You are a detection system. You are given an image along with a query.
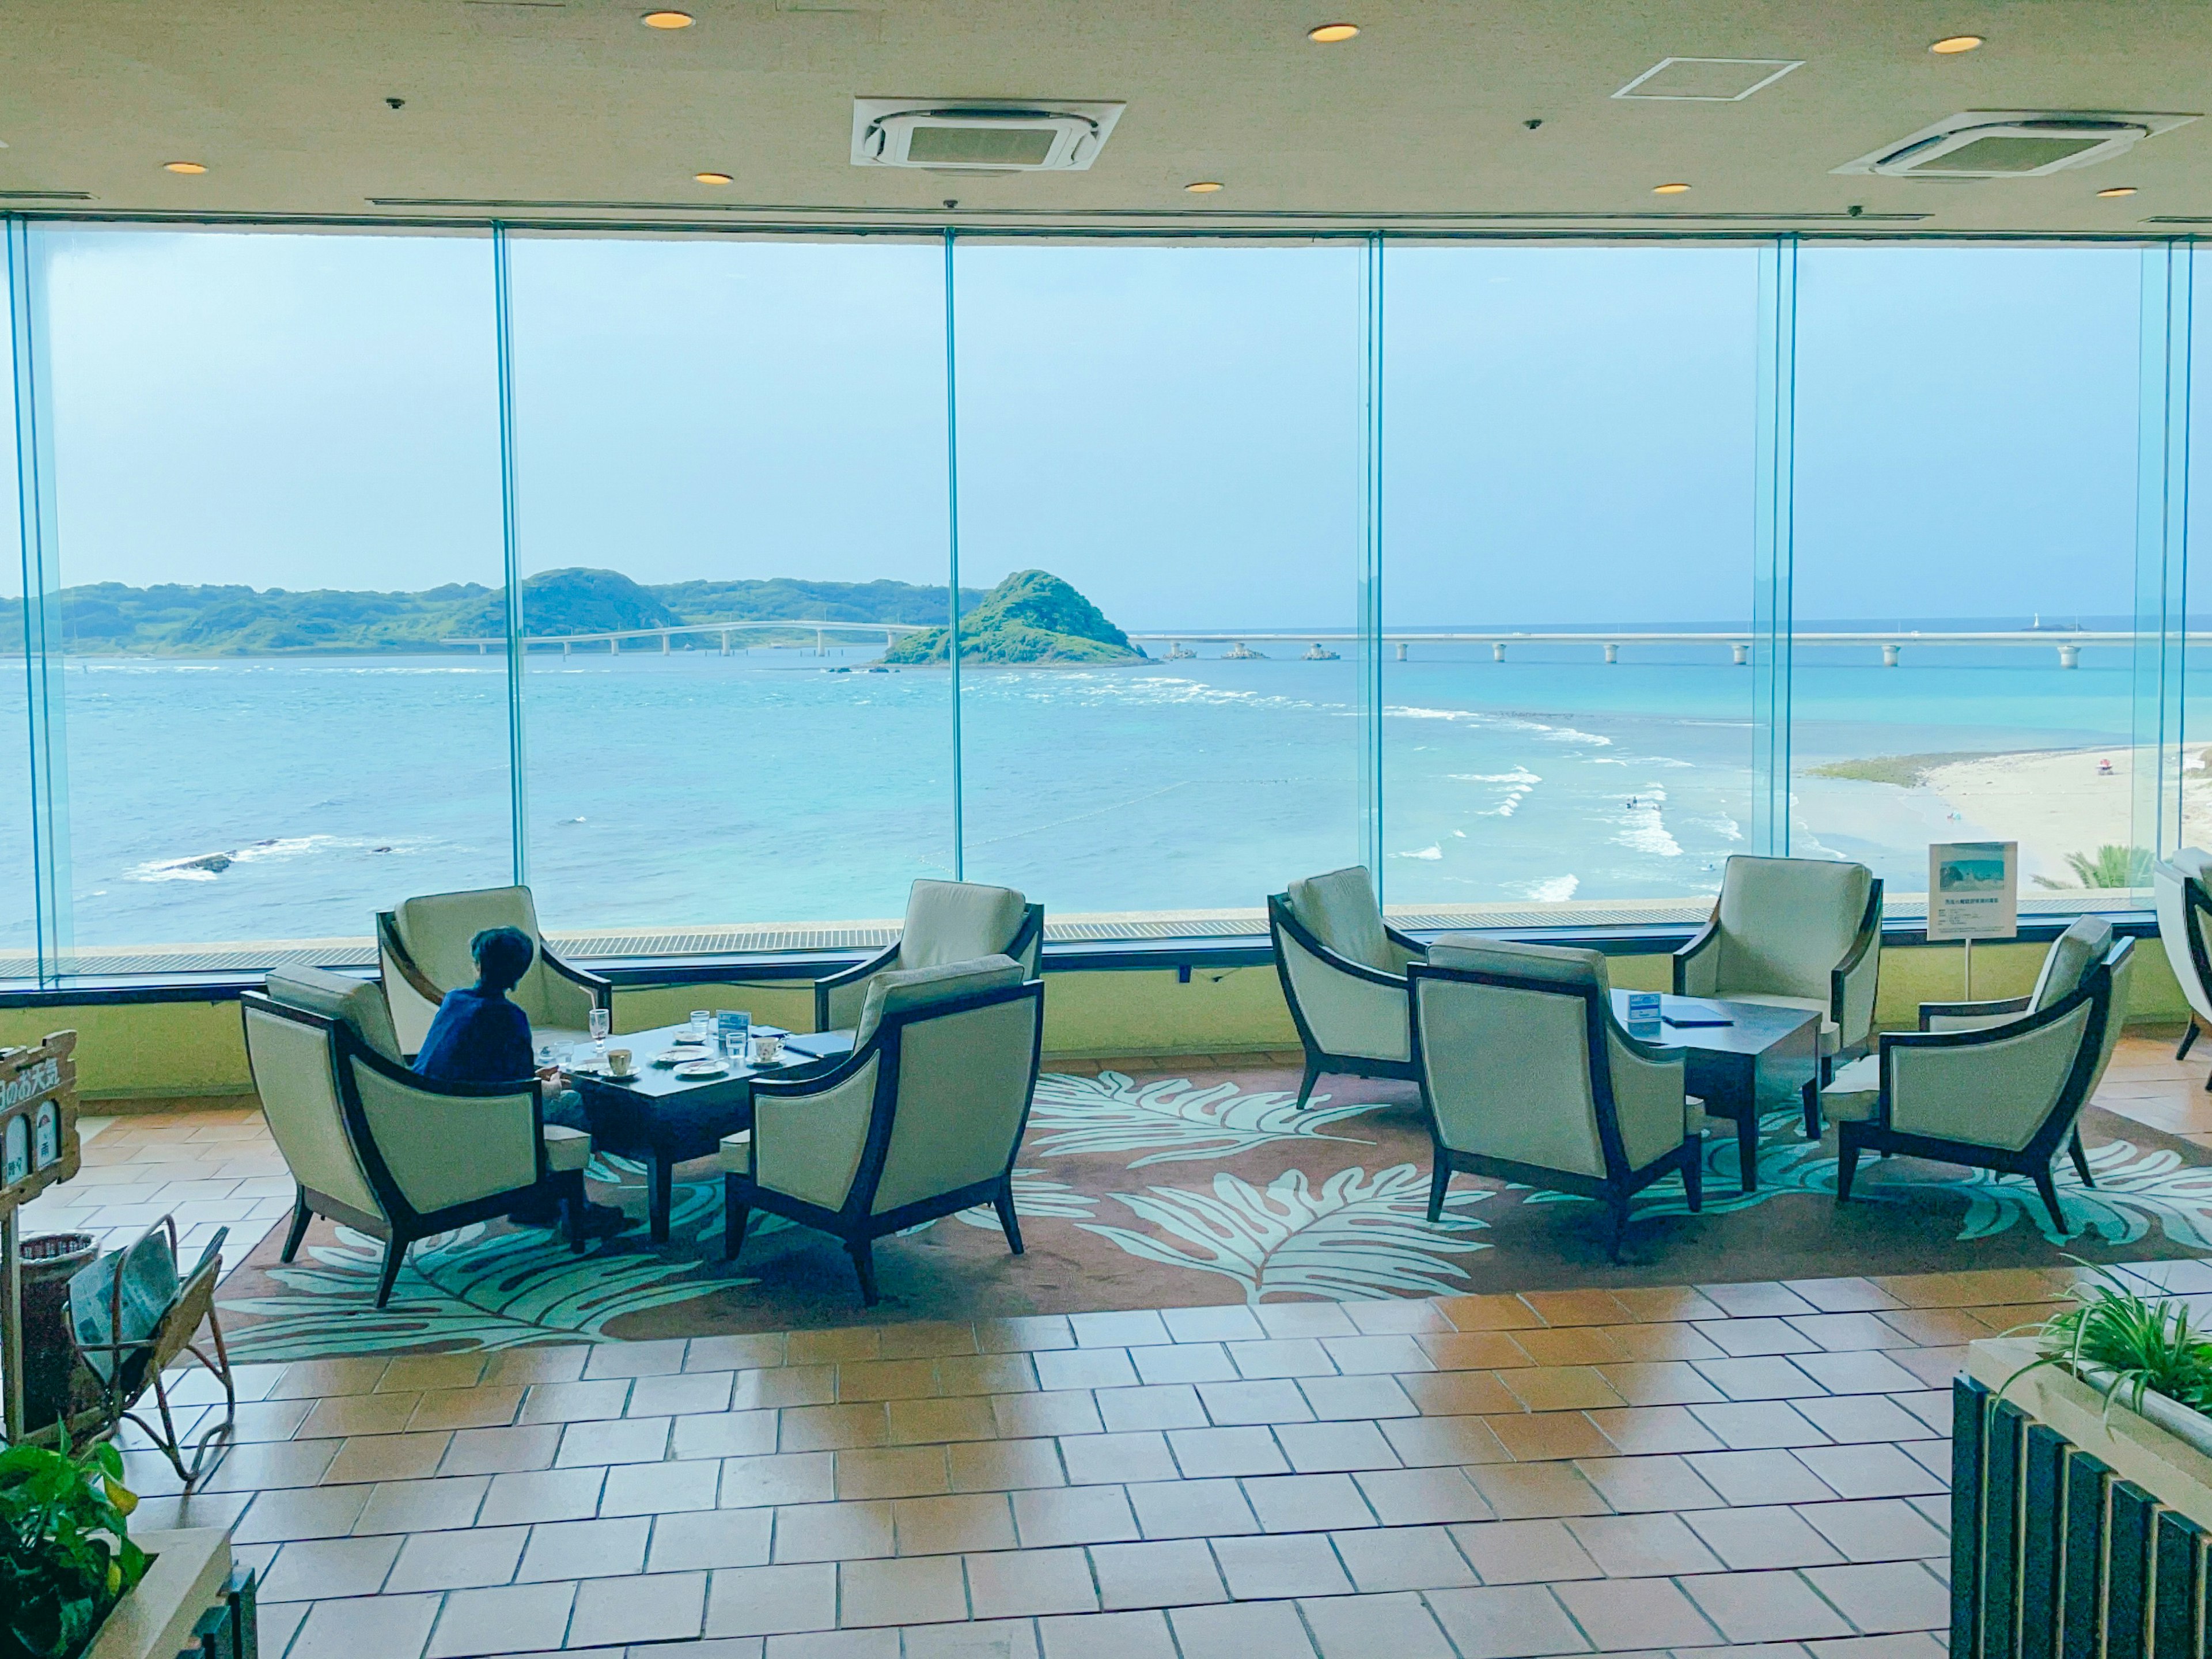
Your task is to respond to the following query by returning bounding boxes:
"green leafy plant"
[2009,1262,2212,1418]
[1,1434,147,1659]
[2039,844,2156,891]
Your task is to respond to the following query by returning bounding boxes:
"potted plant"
[2003,1265,2212,1455]
[1,1435,146,1659]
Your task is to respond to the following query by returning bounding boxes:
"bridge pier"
[1396,641,1408,661]
[721,630,730,656]
[1881,644,1901,667]
[610,637,619,654]
[1603,643,1618,664]
[2058,643,2080,668]
[818,628,826,657]
[1732,642,1748,666]
[562,639,570,658]
[1492,642,1506,662]
[661,632,671,656]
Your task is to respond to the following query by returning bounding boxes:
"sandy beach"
[1844,744,2212,891]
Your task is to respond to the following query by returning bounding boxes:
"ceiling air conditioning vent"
[852,99,1126,172]
[1836,109,2196,178]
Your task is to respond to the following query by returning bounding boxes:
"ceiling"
[4,0,2209,236]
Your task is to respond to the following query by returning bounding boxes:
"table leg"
[1735,1107,1760,1194]
[650,1155,672,1244]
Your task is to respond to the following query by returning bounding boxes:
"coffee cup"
[605,1048,634,1077]
[753,1033,784,1065]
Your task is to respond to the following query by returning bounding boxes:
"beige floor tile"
[298,1391,422,1440]
[1790,1445,1942,1501]
[517,1378,634,1425]
[1450,1517,1603,1584]
[1211,1531,1351,1599]
[582,1336,691,1379]
[567,1567,707,1645]
[993,1391,1104,1440]
[1353,1467,1493,1526]
[1168,1426,1291,1478]
[1090,1537,1229,1609]
[900,1618,1041,1658]
[839,1554,970,1627]
[723,1452,838,1508]
[200,1438,340,1491]
[438,1425,563,1478]
[839,1358,949,1402]
[1012,1484,1138,1548]
[1572,1455,1725,1514]
[770,1628,903,1657]
[629,1370,739,1417]
[423,1581,575,1659]
[888,1396,1003,1445]
[1423,1584,1591,1658]
[516,1515,652,1581]
[1243,1472,1374,1532]
[1564,1511,1725,1577]
[951,1438,1067,1494]
[774,1498,896,1563]
[1069,1310,1173,1348]
[737,1366,838,1409]
[1300,1588,1457,1658]
[703,1562,839,1637]
[1299,1375,1420,1421]
[1789,1396,1932,1446]
[1331,1524,1478,1593]
[1195,1378,1315,1426]
[555,1415,669,1466]
[783,1403,892,1453]
[1683,1450,1837,1506]
[1168,1598,1319,1658]
[975,1315,1076,1355]
[1037,1608,1175,1659]
[477,1467,606,1527]
[269,1357,391,1400]
[1132,1343,1238,1387]
[1593,1362,1727,1407]
[1523,1290,1637,1328]
[479,1346,592,1387]
[1380,1414,1513,1468]
[321,1432,453,1486]
[1097,1384,1209,1434]
[1418,1331,1537,1370]
[384,1524,529,1592]
[230,1482,374,1544]
[965,1546,1100,1618]
[1127,1477,1259,1540]
[408,1385,526,1432]
[1034,1348,1139,1392]
[1319,1335,1434,1375]
[381,1353,490,1392]
[1683,1505,1847,1571]
[1697,1283,1820,1319]
[895,1493,1021,1555]
[1059,1431,1177,1487]
[259,1533,403,1601]
[1551,1575,1721,1650]
[838,1445,951,1501]
[1485,1412,1616,1463]
[1688,1402,1830,1450]
[1270,1420,1400,1475]
[647,1506,776,1571]
[876,1320,981,1362]
[685,1334,789,1372]
[1400,1372,1522,1416]
[600,1456,722,1515]
[674,1409,781,1461]
[1796,1499,1950,1563]
[1160,1306,1268,1343]
[1514,1327,1631,1366]
[287,1592,441,1659]
[1496,1368,1627,1413]
[1679,1569,1855,1642]
[937,1354,1040,1397]
[788,1328,884,1366]
[354,1475,491,1536]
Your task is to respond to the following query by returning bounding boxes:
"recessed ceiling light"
[2097,185,2138,198]
[1930,34,1984,54]
[1653,181,1691,195]
[641,10,694,27]
[1306,22,1359,43]
[1184,180,1224,193]
[162,161,208,175]
[695,171,733,184]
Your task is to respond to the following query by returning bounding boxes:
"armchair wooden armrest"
[813,942,903,1033]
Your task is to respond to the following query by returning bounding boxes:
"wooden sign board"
[0,1030,79,1222]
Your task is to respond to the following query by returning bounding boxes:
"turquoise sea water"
[0,646,2157,951]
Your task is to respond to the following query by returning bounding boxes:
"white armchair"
[1269,866,1428,1109]
[243,966,594,1306]
[377,885,611,1058]
[812,880,1044,1035]
[1409,937,1705,1260]
[2154,850,2212,1081]
[1820,919,2134,1235]
[721,955,1044,1305]
[1675,854,1883,1138]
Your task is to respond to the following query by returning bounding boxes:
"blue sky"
[6,228,2152,630]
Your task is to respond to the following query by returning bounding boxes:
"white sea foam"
[1395,844,1444,861]
[1690,813,1745,843]
[1450,768,1541,785]
[1522,874,1580,903]
[1614,787,1683,858]
[129,834,426,884]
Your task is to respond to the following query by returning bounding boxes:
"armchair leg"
[374,1236,408,1309]
[1426,1157,1450,1224]
[561,1171,587,1253]
[280,1191,312,1263]
[1296,1057,1324,1112]
[2069,1132,2097,1189]
[993,1176,1025,1256]
[847,1238,880,1307]
[1605,1195,1629,1264]
[2182,1022,2200,1062]
[723,1177,751,1262]
[2033,1168,2070,1237]
[1801,1079,1822,1142]
[1681,1137,1705,1213]
[1836,1138,1861,1204]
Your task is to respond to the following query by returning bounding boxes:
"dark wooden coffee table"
[1608,991,1821,1194]
[566,1023,835,1243]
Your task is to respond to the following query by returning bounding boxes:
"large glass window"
[29,227,509,966]
[949,243,1368,916]
[1791,248,2141,911]
[1381,245,1761,922]
[507,235,952,935]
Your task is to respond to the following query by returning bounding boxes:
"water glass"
[589,1007,611,1054]
[690,1009,712,1044]
[718,1010,752,1066]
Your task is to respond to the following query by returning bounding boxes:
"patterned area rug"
[217,1060,2212,1360]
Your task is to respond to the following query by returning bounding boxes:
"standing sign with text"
[1926,841,2020,942]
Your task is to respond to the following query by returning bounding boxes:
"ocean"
[0,645,2154,952]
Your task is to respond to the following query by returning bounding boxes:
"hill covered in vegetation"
[882,570,1143,664]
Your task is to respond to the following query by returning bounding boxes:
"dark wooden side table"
[1609,991,1821,1193]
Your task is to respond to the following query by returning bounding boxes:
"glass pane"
[1792,248,2140,912]
[952,243,1366,918]
[33,226,509,968]
[1381,245,1760,923]
[0,249,31,979]
[507,236,951,938]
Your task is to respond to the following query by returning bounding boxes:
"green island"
[0,566,1145,664]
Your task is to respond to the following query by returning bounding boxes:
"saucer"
[674,1059,727,1080]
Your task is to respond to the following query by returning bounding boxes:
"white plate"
[674,1060,727,1080]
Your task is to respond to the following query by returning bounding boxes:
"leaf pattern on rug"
[951,1168,1100,1228]
[1078,1164,1492,1302]
[1027,1070,1384,1168]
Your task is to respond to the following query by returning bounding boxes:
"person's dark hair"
[471,926,535,994]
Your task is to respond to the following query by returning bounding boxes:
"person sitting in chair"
[415,925,624,1240]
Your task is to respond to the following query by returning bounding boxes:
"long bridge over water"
[444,621,2133,668]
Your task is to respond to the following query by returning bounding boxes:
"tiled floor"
[51,1025,2212,1658]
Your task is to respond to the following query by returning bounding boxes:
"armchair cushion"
[2030,917,2115,1012]
[542,1123,591,1174]
[1713,855,1873,999]
[857,955,1025,1046]
[395,886,540,998]
[1287,867,1394,974]
[1820,1054,1882,1123]
[900,881,1028,971]
[267,967,403,1064]
[1427,936,1608,991]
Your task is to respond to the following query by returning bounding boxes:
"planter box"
[79,1527,253,1659]
[1959,1338,2212,1659]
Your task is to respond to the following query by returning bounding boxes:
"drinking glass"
[719,1010,752,1066]
[589,1007,611,1054]
[690,1009,712,1044]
